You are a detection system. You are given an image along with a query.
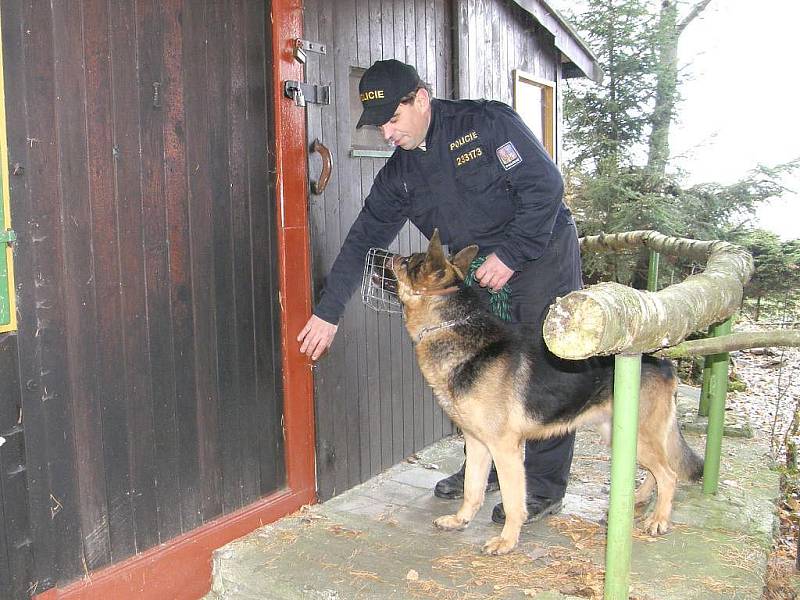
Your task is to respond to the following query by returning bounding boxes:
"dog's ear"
[451,245,479,278]
[426,229,445,265]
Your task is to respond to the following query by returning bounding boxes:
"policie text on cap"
[356,60,421,128]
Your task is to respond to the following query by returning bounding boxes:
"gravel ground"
[728,343,800,460]
[723,320,800,598]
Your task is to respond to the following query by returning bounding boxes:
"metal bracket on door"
[293,38,327,64]
[283,80,331,107]
[0,229,16,245]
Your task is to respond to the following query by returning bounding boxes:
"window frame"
[512,69,556,161]
[0,8,17,334]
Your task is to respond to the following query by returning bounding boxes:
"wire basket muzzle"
[361,247,403,314]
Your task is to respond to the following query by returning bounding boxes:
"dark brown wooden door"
[1,0,284,592]
[303,0,455,500]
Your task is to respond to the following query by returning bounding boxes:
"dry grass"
[405,576,486,600]
[764,555,799,600]
[327,523,364,539]
[548,514,607,549]
[348,569,382,582]
[426,539,607,599]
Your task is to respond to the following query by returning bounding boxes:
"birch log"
[658,330,800,358]
[543,231,754,359]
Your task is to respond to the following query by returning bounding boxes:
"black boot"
[491,495,562,524]
[434,461,500,499]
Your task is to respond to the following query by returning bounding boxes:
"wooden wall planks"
[305,0,455,502]
[0,0,284,592]
[456,0,559,104]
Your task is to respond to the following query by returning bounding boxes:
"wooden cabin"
[0,1,600,598]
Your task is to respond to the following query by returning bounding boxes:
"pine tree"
[560,0,797,293]
[563,0,658,174]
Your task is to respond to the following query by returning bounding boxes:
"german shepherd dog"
[386,231,704,555]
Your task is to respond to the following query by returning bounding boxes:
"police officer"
[298,59,582,524]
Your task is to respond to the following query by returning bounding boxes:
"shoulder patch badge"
[496,141,522,170]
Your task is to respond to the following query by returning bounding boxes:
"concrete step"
[209,391,778,599]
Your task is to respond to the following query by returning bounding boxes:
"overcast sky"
[552,0,800,241]
[672,0,799,240]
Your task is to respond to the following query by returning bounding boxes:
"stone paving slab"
[208,390,779,599]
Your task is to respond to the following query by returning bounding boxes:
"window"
[349,67,395,158]
[0,21,16,333]
[512,69,555,160]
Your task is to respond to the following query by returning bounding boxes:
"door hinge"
[0,229,16,245]
[284,80,331,107]
[293,38,327,64]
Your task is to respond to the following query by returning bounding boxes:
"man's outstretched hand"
[474,253,513,291]
[297,314,339,361]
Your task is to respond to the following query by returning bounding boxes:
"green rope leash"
[463,256,512,322]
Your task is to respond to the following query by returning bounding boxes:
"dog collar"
[412,285,461,297]
[416,315,473,342]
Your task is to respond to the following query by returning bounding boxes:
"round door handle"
[310,139,332,195]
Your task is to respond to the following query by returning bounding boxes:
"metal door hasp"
[284,81,331,107]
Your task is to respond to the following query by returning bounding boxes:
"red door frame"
[34,1,315,598]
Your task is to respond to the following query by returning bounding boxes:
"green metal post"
[604,353,642,600]
[698,354,712,417]
[703,317,734,495]
[646,250,660,292]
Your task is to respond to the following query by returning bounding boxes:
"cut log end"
[543,293,607,360]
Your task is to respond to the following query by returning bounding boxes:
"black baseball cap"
[356,60,421,128]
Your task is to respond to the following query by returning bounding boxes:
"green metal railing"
[605,250,658,599]
[604,354,642,599]
[646,250,660,293]
[698,352,713,416]
[602,248,733,598]
[702,316,734,495]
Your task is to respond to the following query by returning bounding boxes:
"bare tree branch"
[678,0,713,34]
[657,330,800,358]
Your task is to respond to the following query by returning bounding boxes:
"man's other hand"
[297,315,339,361]
[474,253,513,291]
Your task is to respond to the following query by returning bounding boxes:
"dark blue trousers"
[474,221,583,501]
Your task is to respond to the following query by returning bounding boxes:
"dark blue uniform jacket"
[314,98,575,324]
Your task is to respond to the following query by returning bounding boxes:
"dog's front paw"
[482,535,517,555]
[642,515,671,536]
[434,514,468,531]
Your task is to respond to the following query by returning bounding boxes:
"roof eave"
[509,0,604,83]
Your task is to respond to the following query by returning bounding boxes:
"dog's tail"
[668,420,704,481]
